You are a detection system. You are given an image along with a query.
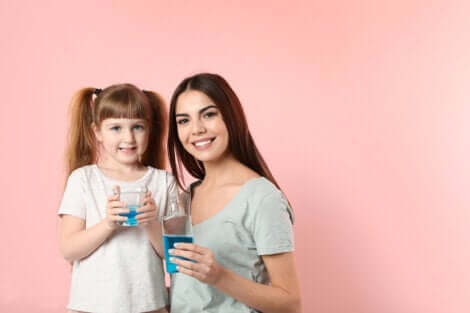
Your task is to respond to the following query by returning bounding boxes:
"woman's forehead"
[176,90,216,113]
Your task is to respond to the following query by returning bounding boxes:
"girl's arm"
[58,216,114,261]
[140,221,164,258]
[136,192,164,258]
[170,244,302,313]
[58,193,129,262]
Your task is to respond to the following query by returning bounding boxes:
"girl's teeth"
[195,140,211,147]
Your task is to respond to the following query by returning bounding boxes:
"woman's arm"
[170,244,302,313]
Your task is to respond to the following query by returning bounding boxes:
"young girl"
[58,84,173,313]
[167,73,301,313]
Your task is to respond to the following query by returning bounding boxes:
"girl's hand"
[104,191,129,230]
[136,191,159,227]
[169,243,225,285]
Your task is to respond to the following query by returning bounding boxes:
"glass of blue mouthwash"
[162,191,193,274]
[115,186,148,226]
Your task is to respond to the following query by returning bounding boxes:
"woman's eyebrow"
[199,105,217,114]
[175,105,217,117]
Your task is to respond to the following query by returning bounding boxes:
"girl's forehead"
[101,118,147,124]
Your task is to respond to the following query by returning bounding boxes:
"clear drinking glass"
[162,191,194,273]
[115,186,148,226]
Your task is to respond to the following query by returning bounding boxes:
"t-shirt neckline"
[93,164,153,184]
[189,176,266,228]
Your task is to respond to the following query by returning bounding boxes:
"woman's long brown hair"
[167,73,284,194]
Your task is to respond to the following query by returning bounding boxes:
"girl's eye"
[177,118,189,125]
[110,126,121,131]
[133,125,145,131]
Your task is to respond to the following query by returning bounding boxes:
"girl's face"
[94,118,149,167]
[175,90,230,163]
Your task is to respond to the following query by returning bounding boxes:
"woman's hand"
[104,189,128,230]
[170,243,226,285]
[136,191,159,227]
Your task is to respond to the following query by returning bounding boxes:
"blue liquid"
[163,234,194,273]
[119,205,141,226]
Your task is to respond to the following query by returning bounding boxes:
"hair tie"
[93,88,102,96]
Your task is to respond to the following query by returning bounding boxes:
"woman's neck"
[201,154,258,187]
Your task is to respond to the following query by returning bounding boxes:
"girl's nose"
[123,129,135,142]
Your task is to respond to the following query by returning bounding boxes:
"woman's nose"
[191,120,206,135]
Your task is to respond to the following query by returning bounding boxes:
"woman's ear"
[92,122,102,142]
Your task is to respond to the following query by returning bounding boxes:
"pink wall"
[1,1,469,312]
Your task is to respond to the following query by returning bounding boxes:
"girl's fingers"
[108,200,126,209]
[111,215,128,222]
[136,201,157,213]
[109,208,130,215]
[107,194,119,201]
[141,197,154,207]
[136,211,156,221]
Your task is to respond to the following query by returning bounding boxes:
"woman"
[167,73,301,313]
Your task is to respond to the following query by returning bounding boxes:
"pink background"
[1,1,469,312]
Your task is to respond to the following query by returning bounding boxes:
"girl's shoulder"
[146,166,176,186]
[67,164,96,181]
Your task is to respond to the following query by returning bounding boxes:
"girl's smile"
[94,118,149,167]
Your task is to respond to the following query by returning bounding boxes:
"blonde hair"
[65,84,167,177]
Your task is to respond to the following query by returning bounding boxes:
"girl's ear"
[92,122,102,142]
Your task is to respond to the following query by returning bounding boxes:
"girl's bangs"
[98,97,149,122]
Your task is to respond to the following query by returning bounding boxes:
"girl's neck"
[96,158,147,181]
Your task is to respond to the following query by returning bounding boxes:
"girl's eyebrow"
[175,105,218,117]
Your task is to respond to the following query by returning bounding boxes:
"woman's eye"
[204,111,217,119]
[177,118,189,125]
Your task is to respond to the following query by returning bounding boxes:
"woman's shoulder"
[242,177,293,220]
[243,177,282,200]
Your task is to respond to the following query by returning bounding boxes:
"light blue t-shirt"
[170,177,294,313]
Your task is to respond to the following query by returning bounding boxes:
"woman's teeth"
[194,140,212,147]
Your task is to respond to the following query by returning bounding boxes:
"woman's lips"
[192,138,215,150]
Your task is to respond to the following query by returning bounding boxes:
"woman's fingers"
[176,265,206,281]
[174,243,207,255]
[169,248,203,262]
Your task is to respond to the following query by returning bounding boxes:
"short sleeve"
[58,170,87,220]
[253,191,294,255]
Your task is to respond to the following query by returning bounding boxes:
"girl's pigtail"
[143,90,167,170]
[65,88,96,177]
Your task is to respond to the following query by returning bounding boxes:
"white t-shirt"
[58,164,175,313]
